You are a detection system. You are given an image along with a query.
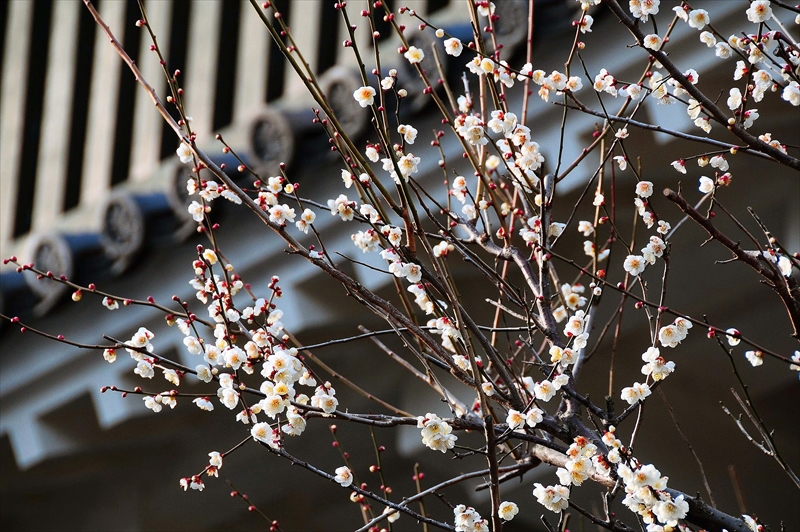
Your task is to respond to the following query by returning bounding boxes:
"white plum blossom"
[176,142,193,164]
[746,1,773,23]
[193,397,214,411]
[506,409,525,431]
[295,208,316,234]
[404,46,424,64]
[782,82,800,106]
[352,86,376,107]
[251,422,280,449]
[397,124,418,144]
[417,413,457,452]
[444,37,463,56]
[745,350,764,367]
[454,505,488,532]
[700,31,716,47]
[498,501,519,521]
[564,310,586,336]
[526,407,544,427]
[621,382,651,404]
[727,88,743,110]
[699,176,715,194]
[334,466,353,487]
[268,204,295,225]
[579,15,593,33]
[635,181,654,198]
[532,483,570,512]
[534,380,557,402]
[716,42,733,58]
[643,34,663,51]
[653,495,689,527]
[144,395,163,412]
[624,255,647,276]
[688,9,709,29]
[641,347,675,381]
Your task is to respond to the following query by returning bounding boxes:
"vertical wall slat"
[265,0,290,102]
[212,0,241,131]
[283,0,321,101]
[159,0,191,160]
[109,0,144,186]
[129,0,171,183]
[63,0,101,213]
[0,1,33,248]
[12,0,54,238]
[80,0,126,209]
[183,0,222,140]
[234,0,268,122]
[31,2,80,233]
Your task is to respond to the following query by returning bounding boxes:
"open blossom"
[444,37,463,56]
[397,124,418,144]
[404,46,424,64]
[694,117,711,133]
[143,396,162,412]
[176,142,193,164]
[621,382,651,404]
[642,347,675,381]
[534,380,557,402]
[506,409,525,430]
[593,68,617,96]
[268,204,295,225]
[716,42,733,58]
[417,413,457,452]
[295,208,316,234]
[746,0,773,23]
[742,109,759,129]
[557,455,594,486]
[782,82,800,106]
[193,397,214,411]
[251,422,279,448]
[624,255,647,276]
[579,14,593,33]
[497,501,519,521]
[700,31,716,47]
[688,9,709,29]
[635,181,653,198]
[533,483,570,513]
[698,176,715,194]
[564,310,586,336]
[643,34,663,51]
[352,86,375,107]
[745,350,764,367]
[727,88,742,110]
[334,466,353,487]
[709,155,730,172]
[653,495,689,526]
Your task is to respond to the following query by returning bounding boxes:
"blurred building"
[1,1,798,530]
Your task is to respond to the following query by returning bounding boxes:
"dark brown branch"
[663,188,800,339]
[602,0,800,171]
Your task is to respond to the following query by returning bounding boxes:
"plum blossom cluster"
[453,504,489,532]
[618,461,689,528]
[28,0,798,529]
[417,413,457,453]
